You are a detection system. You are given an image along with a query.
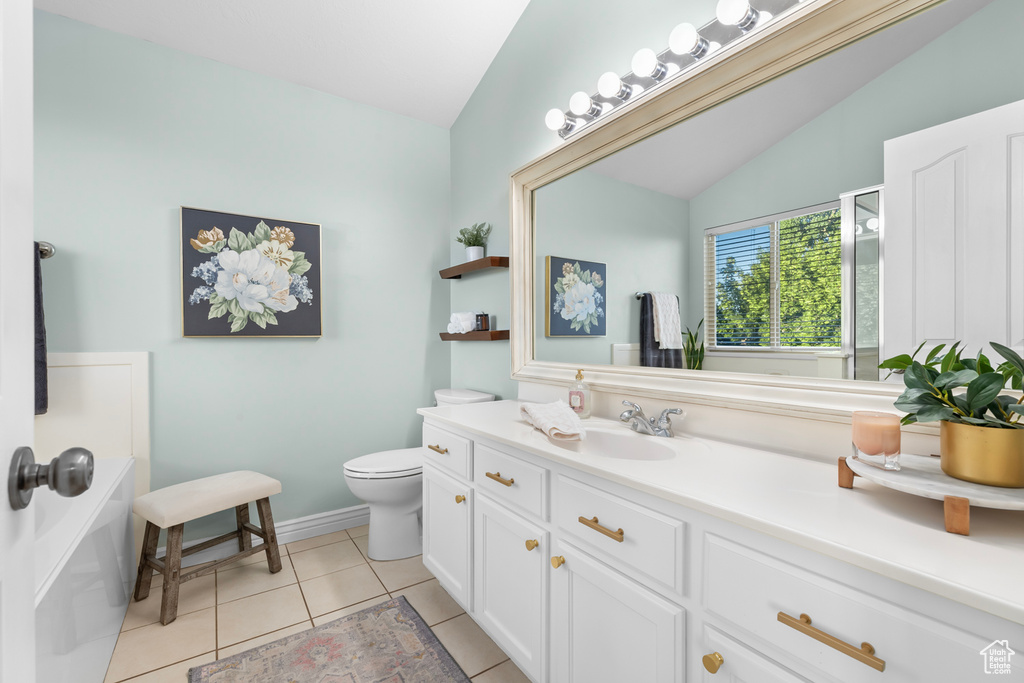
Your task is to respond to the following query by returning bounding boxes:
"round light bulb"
[669,23,698,55]
[716,0,760,29]
[545,108,568,132]
[598,71,626,99]
[866,217,880,232]
[631,48,659,78]
[716,0,750,25]
[569,91,594,116]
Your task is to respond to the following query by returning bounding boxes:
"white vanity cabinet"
[420,413,1024,683]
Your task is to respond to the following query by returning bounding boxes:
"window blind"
[704,203,841,350]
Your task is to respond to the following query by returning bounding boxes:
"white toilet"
[343,388,494,561]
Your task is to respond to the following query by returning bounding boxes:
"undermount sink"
[555,427,690,461]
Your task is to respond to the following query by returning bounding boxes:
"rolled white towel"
[447,322,461,334]
[520,400,586,441]
[454,311,477,332]
[651,292,683,350]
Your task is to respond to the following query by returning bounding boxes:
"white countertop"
[419,400,1024,625]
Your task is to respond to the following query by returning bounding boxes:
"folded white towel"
[651,292,683,350]
[447,322,461,334]
[520,400,586,441]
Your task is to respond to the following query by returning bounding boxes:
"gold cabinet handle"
[455,495,466,504]
[427,444,449,455]
[525,539,539,551]
[550,555,565,569]
[778,612,885,672]
[702,652,724,674]
[486,471,515,487]
[578,516,624,543]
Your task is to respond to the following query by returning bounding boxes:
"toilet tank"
[434,388,495,407]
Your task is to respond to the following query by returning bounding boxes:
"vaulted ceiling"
[34,0,532,128]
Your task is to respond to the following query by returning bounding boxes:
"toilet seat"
[343,447,424,480]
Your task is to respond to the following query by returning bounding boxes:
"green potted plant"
[879,341,1024,487]
[456,222,492,262]
[683,319,704,370]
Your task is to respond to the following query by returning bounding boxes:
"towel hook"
[38,242,56,259]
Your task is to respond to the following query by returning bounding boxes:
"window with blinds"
[705,203,842,350]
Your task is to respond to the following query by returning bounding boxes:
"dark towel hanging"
[34,242,48,415]
[640,293,683,369]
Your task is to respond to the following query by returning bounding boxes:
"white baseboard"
[153,503,371,569]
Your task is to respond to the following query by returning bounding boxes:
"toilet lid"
[344,447,424,479]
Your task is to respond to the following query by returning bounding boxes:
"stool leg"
[235,503,252,552]
[133,521,160,601]
[255,497,282,574]
[160,524,184,625]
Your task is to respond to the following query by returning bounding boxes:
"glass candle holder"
[851,411,902,471]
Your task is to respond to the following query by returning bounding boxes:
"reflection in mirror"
[532,0,1023,382]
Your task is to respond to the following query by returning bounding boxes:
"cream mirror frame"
[510,0,945,424]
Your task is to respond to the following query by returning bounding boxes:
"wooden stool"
[132,471,282,625]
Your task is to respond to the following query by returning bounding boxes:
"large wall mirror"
[511,0,1024,415]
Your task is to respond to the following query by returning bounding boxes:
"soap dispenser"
[569,369,592,418]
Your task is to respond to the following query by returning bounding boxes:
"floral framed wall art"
[545,256,606,337]
[181,207,321,337]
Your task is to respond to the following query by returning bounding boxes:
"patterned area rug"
[188,596,470,682]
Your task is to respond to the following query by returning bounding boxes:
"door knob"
[8,446,94,510]
[455,494,466,504]
[525,539,539,551]
[702,652,724,674]
[550,555,565,569]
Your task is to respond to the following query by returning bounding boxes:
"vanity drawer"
[422,422,472,480]
[473,444,548,520]
[554,475,684,596]
[704,534,984,682]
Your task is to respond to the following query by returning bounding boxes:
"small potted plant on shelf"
[879,341,1024,487]
[456,222,492,262]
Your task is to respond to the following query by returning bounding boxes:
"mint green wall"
[686,0,1024,327]
[34,11,451,539]
[449,0,718,398]
[534,169,688,365]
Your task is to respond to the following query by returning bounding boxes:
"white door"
[474,495,547,682]
[0,0,38,680]
[882,98,1024,362]
[549,542,684,683]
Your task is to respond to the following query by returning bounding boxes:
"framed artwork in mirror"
[181,207,322,338]
[545,256,606,337]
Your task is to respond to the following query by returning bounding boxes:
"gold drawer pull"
[578,516,624,543]
[525,539,539,551]
[455,495,466,504]
[702,652,724,674]
[550,555,565,569]
[427,444,448,455]
[778,612,885,672]
[486,471,515,487]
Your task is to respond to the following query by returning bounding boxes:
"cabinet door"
[422,465,472,609]
[550,542,684,683]
[700,627,811,683]
[474,495,548,682]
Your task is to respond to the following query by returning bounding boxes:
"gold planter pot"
[940,420,1024,488]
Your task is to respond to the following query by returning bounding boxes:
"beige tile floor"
[104,525,530,683]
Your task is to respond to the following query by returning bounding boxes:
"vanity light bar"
[545,0,803,140]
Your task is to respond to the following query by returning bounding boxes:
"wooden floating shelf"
[439,330,510,341]
[440,256,509,279]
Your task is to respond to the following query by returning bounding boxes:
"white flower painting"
[546,256,606,337]
[181,208,321,337]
